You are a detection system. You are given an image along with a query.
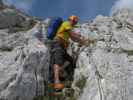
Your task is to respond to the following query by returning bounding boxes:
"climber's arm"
[70,31,95,46]
[69,31,83,42]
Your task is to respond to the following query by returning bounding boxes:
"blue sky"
[30,0,116,21]
[4,0,117,21]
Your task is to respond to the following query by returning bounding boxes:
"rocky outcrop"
[72,9,133,100]
[0,4,133,100]
[0,22,50,100]
[0,5,35,33]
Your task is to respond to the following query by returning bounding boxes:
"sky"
[3,0,133,22]
[31,0,116,21]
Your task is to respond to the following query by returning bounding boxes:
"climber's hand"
[78,38,96,47]
[78,37,88,47]
[88,39,96,44]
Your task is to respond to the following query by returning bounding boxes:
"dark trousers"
[49,41,75,82]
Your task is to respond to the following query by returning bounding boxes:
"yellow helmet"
[68,15,78,22]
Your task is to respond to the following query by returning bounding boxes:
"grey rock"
[72,9,133,100]
[0,23,50,100]
[0,8,35,33]
[0,6,133,100]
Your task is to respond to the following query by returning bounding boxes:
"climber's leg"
[52,42,65,91]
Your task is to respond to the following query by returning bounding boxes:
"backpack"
[47,17,63,40]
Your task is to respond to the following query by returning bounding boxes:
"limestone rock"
[0,23,50,100]
[0,5,133,100]
[72,9,133,100]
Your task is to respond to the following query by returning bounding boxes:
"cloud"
[3,0,34,12]
[110,0,133,15]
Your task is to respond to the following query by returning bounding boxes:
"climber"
[51,15,94,92]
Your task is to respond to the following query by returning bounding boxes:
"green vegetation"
[75,75,87,94]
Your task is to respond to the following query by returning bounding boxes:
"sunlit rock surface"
[73,9,133,100]
[0,4,133,100]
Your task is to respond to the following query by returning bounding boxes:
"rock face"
[0,22,50,100]
[0,6,35,33]
[0,5,133,100]
[72,9,133,100]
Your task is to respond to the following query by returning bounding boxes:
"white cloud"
[3,0,34,12]
[111,0,133,15]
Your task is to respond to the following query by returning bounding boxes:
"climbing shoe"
[54,83,64,91]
